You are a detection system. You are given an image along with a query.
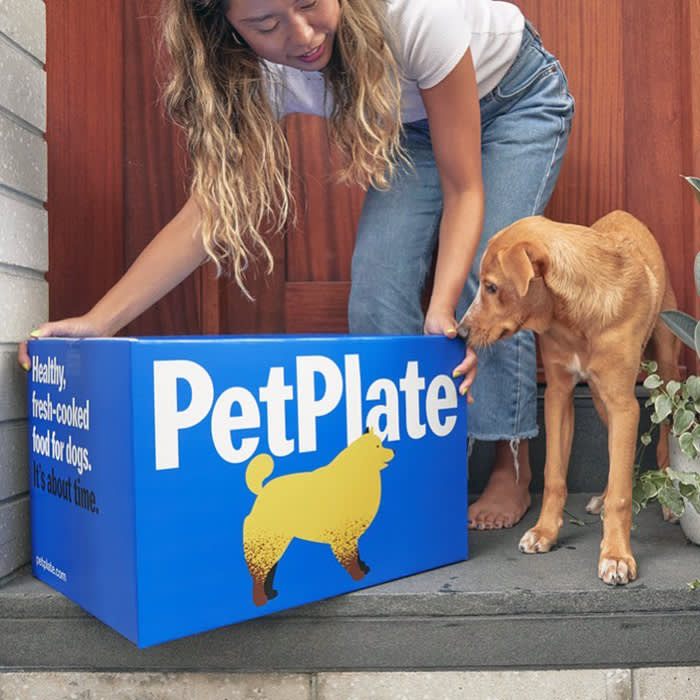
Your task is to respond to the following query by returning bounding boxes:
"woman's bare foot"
[468,439,532,530]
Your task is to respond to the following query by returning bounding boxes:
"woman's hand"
[18,315,107,371]
[19,195,208,373]
[424,306,477,403]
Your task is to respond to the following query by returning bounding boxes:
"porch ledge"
[1,494,699,671]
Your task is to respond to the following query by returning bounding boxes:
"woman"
[19,0,574,530]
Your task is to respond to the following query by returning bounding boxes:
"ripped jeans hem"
[467,429,539,442]
[468,430,539,484]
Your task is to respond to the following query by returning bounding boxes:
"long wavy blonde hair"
[160,0,404,295]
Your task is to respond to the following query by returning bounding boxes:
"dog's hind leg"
[586,388,609,516]
[647,330,680,469]
[645,291,682,521]
[588,299,682,521]
[330,537,368,581]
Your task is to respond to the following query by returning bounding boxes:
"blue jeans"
[348,22,575,441]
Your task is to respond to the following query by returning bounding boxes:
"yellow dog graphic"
[243,428,395,607]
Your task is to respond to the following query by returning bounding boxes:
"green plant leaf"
[642,360,658,374]
[661,310,698,351]
[686,492,700,515]
[673,408,695,435]
[677,483,700,514]
[642,476,661,500]
[687,376,700,401]
[644,374,664,390]
[657,485,685,517]
[680,440,698,458]
[667,466,700,487]
[666,380,681,397]
[679,432,697,455]
[632,483,644,513]
[638,468,666,493]
[654,395,673,421]
[649,470,670,489]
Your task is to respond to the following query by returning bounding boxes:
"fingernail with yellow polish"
[453,368,463,378]
[29,329,42,338]
[460,385,468,395]
[21,362,30,372]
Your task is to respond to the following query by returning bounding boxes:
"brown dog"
[457,211,680,585]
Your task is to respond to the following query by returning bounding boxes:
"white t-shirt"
[264,0,525,123]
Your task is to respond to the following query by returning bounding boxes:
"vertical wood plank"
[624,0,685,237]
[212,134,287,333]
[624,0,690,369]
[199,263,222,335]
[284,114,365,283]
[682,0,700,372]
[512,0,540,32]
[218,223,287,334]
[123,0,202,336]
[46,0,124,322]
[532,0,625,224]
[284,281,350,333]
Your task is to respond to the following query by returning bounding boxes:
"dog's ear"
[497,242,549,297]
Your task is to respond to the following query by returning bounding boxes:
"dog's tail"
[245,453,274,495]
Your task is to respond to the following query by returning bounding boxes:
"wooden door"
[47,1,700,369]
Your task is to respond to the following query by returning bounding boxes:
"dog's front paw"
[585,495,604,515]
[598,555,637,586]
[662,505,680,523]
[518,528,556,553]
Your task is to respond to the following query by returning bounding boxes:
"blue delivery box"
[27,335,468,647]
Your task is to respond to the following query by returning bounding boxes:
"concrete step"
[1,494,699,671]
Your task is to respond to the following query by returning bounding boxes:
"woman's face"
[226,0,340,71]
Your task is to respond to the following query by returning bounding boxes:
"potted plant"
[637,361,700,542]
[635,176,700,544]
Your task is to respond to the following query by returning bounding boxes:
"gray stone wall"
[1,668,700,700]
[0,0,47,579]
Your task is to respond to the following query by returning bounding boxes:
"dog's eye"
[484,282,498,295]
